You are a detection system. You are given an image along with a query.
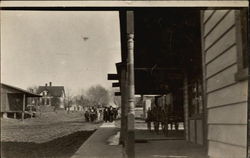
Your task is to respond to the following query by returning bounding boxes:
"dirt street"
[1,110,102,158]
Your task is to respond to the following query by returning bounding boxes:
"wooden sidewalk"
[71,123,122,158]
[71,121,208,158]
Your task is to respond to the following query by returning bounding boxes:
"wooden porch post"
[22,94,26,121]
[120,65,127,146]
[183,73,189,141]
[126,10,135,158]
[200,10,208,150]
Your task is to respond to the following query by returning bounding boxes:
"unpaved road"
[1,111,102,158]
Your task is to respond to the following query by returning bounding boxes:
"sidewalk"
[135,139,207,158]
[71,120,207,158]
[71,122,122,158]
[135,129,184,141]
[134,120,207,158]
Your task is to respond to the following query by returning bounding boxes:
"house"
[1,83,41,120]
[37,82,65,109]
[108,7,248,158]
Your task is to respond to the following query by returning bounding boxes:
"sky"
[1,11,121,95]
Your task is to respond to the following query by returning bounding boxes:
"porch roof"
[115,8,202,95]
[1,83,42,97]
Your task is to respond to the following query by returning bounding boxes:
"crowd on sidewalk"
[146,105,181,136]
[84,106,118,123]
[103,106,118,122]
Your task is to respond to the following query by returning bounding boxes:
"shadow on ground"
[1,130,95,158]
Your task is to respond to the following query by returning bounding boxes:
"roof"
[116,9,201,94]
[37,86,65,97]
[1,83,42,97]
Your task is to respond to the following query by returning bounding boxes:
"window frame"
[234,8,249,82]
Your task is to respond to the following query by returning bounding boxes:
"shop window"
[235,9,248,81]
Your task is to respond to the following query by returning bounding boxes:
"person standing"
[108,106,114,122]
[161,106,169,136]
[84,110,90,122]
[89,108,95,122]
[97,108,101,121]
[152,105,161,134]
[113,108,118,120]
[93,107,98,121]
[103,107,109,122]
[146,108,153,132]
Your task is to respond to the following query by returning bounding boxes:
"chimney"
[45,83,48,87]
[49,82,52,86]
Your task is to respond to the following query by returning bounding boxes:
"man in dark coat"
[84,110,90,122]
[152,105,161,134]
[103,107,109,122]
[108,106,114,122]
[146,108,153,132]
[161,106,169,136]
[113,108,118,120]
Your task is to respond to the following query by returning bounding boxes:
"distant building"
[37,82,65,109]
[1,83,41,119]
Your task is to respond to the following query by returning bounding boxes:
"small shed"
[1,83,42,120]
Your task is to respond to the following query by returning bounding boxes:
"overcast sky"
[1,11,121,95]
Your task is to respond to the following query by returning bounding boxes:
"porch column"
[22,94,26,121]
[183,73,189,141]
[120,65,127,146]
[126,10,135,158]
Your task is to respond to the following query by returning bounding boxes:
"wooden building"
[1,1,248,158]
[1,83,41,120]
[202,9,248,158]
[37,82,65,109]
[108,6,248,158]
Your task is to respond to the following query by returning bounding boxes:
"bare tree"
[86,85,110,107]
[109,88,121,107]
[75,89,91,107]
[65,88,73,113]
[76,95,91,107]
[27,85,39,93]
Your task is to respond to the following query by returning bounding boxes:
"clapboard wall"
[202,9,248,158]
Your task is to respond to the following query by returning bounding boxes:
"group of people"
[146,105,179,136]
[84,107,100,122]
[103,106,118,122]
[84,106,119,123]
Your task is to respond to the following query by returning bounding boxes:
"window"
[235,8,248,81]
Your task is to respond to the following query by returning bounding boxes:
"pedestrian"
[161,106,169,136]
[93,107,98,121]
[103,107,109,122]
[97,108,101,121]
[108,106,114,122]
[99,109,103,121]
[89,108,95,122]
[152,105,161,134]
[146,107,153,132]
[84,110,90,122]
[113,108,118,120]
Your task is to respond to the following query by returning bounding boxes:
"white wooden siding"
[202,9,248,158]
